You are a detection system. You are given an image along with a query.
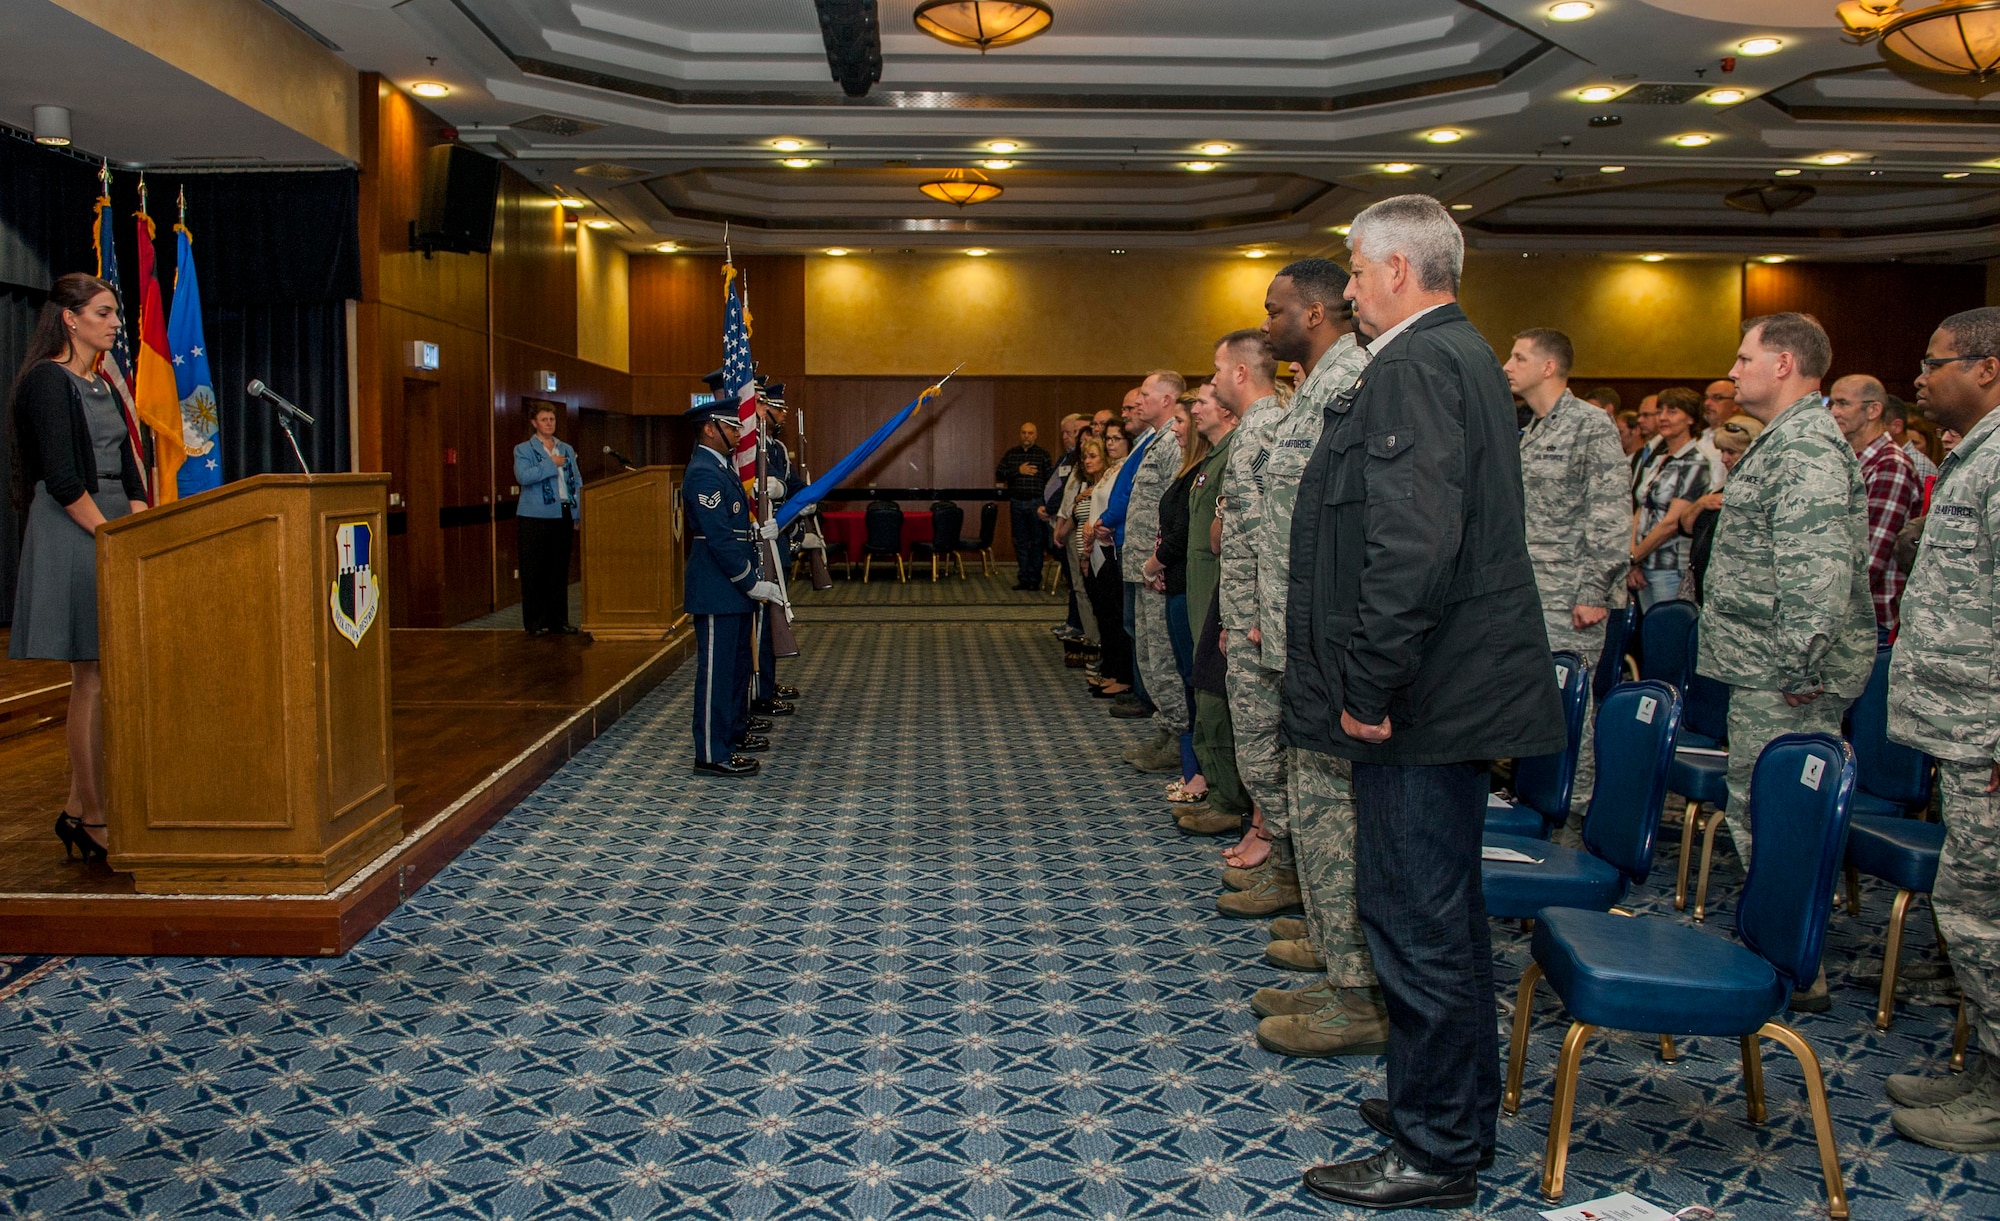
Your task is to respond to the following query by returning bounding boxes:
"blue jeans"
[1353,759,1497,1174]
[1165,592,1199,781]
[1010,499,1045,585]
[1636,567,1682,612]
[1122,580,1149,709]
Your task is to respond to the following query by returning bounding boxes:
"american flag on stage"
[720,263,759,503]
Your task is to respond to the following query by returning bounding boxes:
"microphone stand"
[275,409,311,474]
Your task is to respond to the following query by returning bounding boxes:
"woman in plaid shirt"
[1627,387,1711,610]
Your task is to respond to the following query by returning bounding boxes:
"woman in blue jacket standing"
[513,403,581,635]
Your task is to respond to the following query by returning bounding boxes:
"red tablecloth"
[820,510,935,558]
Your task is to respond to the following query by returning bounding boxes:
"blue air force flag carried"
[167,223,221,495]
[331,522,380,647]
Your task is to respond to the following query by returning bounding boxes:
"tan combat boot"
[1251,978,1337,1019]
[1178,806,1244,837]
[1215,865,1301,918]
[1256,992,1390,1058]
[1265,938,1325,972]
[1269,916,1308,941]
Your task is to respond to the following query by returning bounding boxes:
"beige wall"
[1458,254,1744,379]
[575,225,631,373]
[55,0,359,161]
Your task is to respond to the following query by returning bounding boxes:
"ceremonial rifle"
[754,395,800,659]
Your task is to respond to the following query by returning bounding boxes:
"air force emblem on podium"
[331,521,381,647]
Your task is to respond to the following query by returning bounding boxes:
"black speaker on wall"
[412,144,499,256]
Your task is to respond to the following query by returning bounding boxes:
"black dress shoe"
[1359,1098,1494,1171]
[525,627,548,637]
[557,624,581,635]
[731,734,771,753]
[694,755,760,776]
[744,716,774,733]
[1302,1147,1477,1211]
[775,685,800,699]
[750,698,795,716]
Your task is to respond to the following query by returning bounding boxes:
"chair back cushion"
[864,502,905,551]
[1848,647,1933,811]
[1514,652,1590,824]
[1737,733,1858,990]
[977,500,999,546]
[1637,599,1699,694]
[1582,680,1683,880]
[930,501,965,548]
[1594,604,1638,703]
[1681,671,1731,748]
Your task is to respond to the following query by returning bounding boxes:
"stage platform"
[0,625,690,956]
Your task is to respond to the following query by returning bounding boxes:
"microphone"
[603,446,639,471]
[246,379,314,426]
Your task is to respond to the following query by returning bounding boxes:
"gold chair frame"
[1673,796,1728,922]
[861,551,906,583]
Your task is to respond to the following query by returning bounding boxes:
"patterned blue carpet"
[0,614,1992,1219]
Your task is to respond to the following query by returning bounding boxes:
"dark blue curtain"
[0,129,359,624]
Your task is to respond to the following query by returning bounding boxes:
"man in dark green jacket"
[1177,382,1253,838]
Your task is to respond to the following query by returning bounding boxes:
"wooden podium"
[96,474,403,895]
[580,465,685,640]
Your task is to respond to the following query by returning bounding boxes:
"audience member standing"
[1103,373,1187,739]
[1694,377,1738,485]
[1504,328,1629,821]
[1886,306,2000,1152]
[995,422,1053,590]
[513,403,583,636]
[1886,396,1943,481]
[1287,196,1562,1208]
[1675,414,1764,603]
[1055,437,1104,649]
[1828,374,1924,642]
[1628,388,1710,609]
[1180,382,1250,837]
[1045,413,1086,640]
[1082,432,1133,696]
[1697,313,1874,1010]
[1142,402,1210,801]
[1629,393,1661,495]
[1245,258,1384,1059]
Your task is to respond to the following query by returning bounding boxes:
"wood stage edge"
[0,626,692,957]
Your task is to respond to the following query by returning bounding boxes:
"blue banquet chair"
[1484,652,1589,840]
[1593,603,1640,707]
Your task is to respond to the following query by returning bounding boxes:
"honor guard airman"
[683,399,784,776]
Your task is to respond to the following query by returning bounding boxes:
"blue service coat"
[684,445,759,614]
[514,438,581,520]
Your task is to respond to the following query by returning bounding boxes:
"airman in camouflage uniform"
[1506,329,1631,822]
[1883,306,2000,1151]
[1219,383,1287,831]
[1696,317,1874,930]
[1124,379,1186,769]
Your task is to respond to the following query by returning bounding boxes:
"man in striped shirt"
[1829,374,1925,640]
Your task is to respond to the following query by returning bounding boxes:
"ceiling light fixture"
[1704,88,1747,104]
[1549,1,1596,19]
[1945,171,1972,178]
[1673,133,1714,147]
[980,159,1016,170]
[1577,86,1619,102]
[1841,0,2000,78]
[771,138,806,152]
[1333,224,1352,235]
[1815,152,1855,165]
[556,195,584,209]
[1760,254,1789,263]
[655,242,679,253]
[1200,142,1233,156]
[1738,36,1784,54]
[585,219,613,230]
[1641,253,1667,262]
[1109,248,1128,255]
[1600,165,1627,173]
[1774,168,1803,176]
[1425,128,1463,144]
[410,82,451,99]
[1244,249,1269,259]
[1381,162,1418,173]
[1450,203,1473,211]
[781,157,816,169]
[914,0,1053,51]
[986,140,1020,153]
[965,247,991,257]
[920,168,1003,205]
[825,247,850,256]
[31,106,71,146]
[1184,161,1219,172]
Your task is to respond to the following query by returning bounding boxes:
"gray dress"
[8,368,136,662]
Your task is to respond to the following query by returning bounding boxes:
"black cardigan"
[9,362,147,510]
[1154,465,1198,596]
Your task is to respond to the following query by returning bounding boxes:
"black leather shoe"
[557,624,581,635]
[1301,1147,1477,1211]
[744,716,774,733]
[750,698,795,716]
[775,684,800,699]
[731,734,771,752]
[694,756,760,777]
[1359,1098,1494,1171]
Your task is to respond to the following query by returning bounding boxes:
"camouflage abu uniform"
[1520,388,1630,816]
[1125,426,1186,739]
[1276,336,1380,992]
[1220,392,1288,831]
[1889,404,2000,1059]
[1696,391,1875,864]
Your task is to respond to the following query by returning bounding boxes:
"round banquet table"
[818,509,935,559]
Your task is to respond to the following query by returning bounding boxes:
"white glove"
[762,475,786,499]
[748,581,784,603]
[755,519,780,540]
[801,532,825,550]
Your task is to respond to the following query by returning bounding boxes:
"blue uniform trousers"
[693,612,752,762]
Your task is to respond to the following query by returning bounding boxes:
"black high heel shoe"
[54,813,84,861]
[76,822,109,863]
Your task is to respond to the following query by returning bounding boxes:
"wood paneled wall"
[1743,262,1987,400]
[629,253,805,420]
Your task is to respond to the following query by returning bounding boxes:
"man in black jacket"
[1283,195,1564,1209]
[995,422,1054,590]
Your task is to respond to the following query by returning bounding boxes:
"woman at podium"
[513,403,582,636]
[7,273,150,862]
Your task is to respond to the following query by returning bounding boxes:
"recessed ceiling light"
[1704,89,1747,105]
[556,196,583,209]
[825,247,849,256]
[1774,168,1803,176]
[1244,249,1268,259]
[1760,255,1788,264]
[1425,128,1463,144]
[965,248,990,257]
[1548,1,1595,19]
[1109,248,1128,255]
[31,106,70,146]
[980,159,1016,170]
[1673,134,1714,148]
[1945,171,1971,179]
[986,140,1020,153]
[781,157,815,168]
[655,242,679,253]
[1333,224,1352,235]
[1577,86,1619,103]
[1815,153,1854,165]
[1381,162,1418,173]
[1185,161,1219,172]
[1599,165,1627,174]
[1449,203,1472,211]
[410,82,451,99]
[771,138,805,152]
[1738,37,1783,55]
[585,219,613,230]
[1641,253,1667,262]
[1200,142,1232,156]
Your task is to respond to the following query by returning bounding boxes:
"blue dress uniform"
[684,433,762,772]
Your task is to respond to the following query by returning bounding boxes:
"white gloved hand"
[747,581,784,603]
[801,532,824,549]
[762,476,786,499]
[755,519,780,540]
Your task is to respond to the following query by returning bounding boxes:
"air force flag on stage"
[331,522,380,647]
[168,222,221,496]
